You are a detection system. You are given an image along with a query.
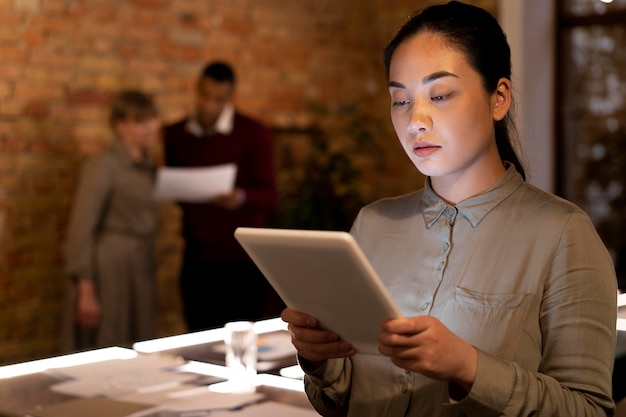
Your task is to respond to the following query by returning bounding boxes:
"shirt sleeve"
[64,154,113,280]
[456,209,617,416]
[302,357,353,417]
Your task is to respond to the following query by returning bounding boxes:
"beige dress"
[62,140,160,351]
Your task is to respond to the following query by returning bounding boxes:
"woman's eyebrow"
[388,71,459,89]
[422,70,458,84]
[388,81,405,88]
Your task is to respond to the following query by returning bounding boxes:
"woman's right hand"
[281,308,356,366]
[77,279,101,329]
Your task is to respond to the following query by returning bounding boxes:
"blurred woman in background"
[63,90,161,350]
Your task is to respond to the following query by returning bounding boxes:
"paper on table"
[122,385,264,417]
[50,371,198,398]
[153,164,237,202]
[48,354,197,398]
[47,354,186,380]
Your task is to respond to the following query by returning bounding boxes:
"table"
[0,318,313,417]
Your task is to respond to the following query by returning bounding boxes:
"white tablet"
[234,227,403,355]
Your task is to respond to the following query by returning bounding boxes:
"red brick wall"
[0,0,495,365]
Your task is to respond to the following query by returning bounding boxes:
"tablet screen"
[234,227,402,355]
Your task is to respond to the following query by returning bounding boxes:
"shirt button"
[405,369,411,374]
[421,302,430,311]
[437,261,444,270]
[401,384,408,393]
[443,242,449,252]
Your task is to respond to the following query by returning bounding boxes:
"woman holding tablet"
[281,1,617,416]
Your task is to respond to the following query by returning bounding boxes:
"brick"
[0,63,22,80]
[29,50,79,70]
[71,106,107,123]
[0,156,15,173]
[78,22,122,39]
[21,30,45,44]
[66,90,113,106]
[0,10,24,25]
[0,121,15,139]
[0,100,24,119]
[41,0,68,12]
[14,83,64,102]
[168,29,205,46]
[24,67,73,84]
[27,14,79,34]
[134,10,160,26]
[0,27,20,42]
[117,41,139,57]
[0,46,27,63]
[21,100,50,119]
[14,0,41,12]
[78,55,124,72]
[0,81,12,99]
[130,0,168,9]
[94,74,124,91]
[128,58,169,74]
[72,124,110,143]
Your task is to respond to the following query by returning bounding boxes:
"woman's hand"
[77,279,101,329]
[377,316,477,392]
[281,308,356,367]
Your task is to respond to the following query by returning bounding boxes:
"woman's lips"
[413,142,440,158]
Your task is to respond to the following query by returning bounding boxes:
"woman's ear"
[492,78,512,122]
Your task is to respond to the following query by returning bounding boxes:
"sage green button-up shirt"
[304,165,617,417]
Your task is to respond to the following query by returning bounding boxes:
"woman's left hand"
[377,316,477,391]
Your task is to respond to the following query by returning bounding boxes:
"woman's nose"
[407,105,431,134]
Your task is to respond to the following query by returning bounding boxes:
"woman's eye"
[431,92,454,102]
[392,99,410,107]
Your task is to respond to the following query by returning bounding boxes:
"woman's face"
[388,32,510,196]
[116,116,160,150]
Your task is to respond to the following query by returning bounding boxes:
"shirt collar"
[111,138,155,169]
[421,162,524,228]
[185,103,235,137]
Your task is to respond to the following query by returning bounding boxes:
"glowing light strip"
[0,347,137,379]
[133,328,226,353]
[280,364,305,379]
[618,292,626,308]
[133,317,287,353]
[617,318,626,332]
[177,360,232,379]
[252,317,288,334]
[178,361,304,392]
[255,373,305,391]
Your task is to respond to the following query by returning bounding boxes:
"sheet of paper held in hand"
[153,163,237,202]
[234,227,404,356]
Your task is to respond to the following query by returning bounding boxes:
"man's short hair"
[200,61,236,85]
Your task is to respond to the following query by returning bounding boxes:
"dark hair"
[382,1,526,180]
[199,61,236,85]
[109,90,157,126]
